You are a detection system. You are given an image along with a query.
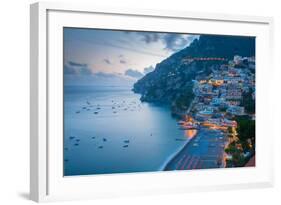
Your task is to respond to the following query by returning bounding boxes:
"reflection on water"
[184,129,197,139]
[64,85,188,176]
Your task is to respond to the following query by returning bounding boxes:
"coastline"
[65,86,192,175]
[163,127,227,171]
[160,98,197,171]
[160,130,198,171]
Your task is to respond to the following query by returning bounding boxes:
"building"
[225,91,242,100]
[211,97,225,106]
[226,106,245,115]
[209,78,224,86]
[233,55,243,65]
[226,100,241,106]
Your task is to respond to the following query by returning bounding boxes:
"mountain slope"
[133,34,255,115]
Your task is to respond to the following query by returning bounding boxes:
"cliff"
[133,34,255,115]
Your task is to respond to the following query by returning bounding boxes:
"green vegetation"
[225,141,247,167]
[219,106,227,112]
[236,116,255,147]
[146,87,157,98]
[225,116,255,167]
[241,88,255,114]
[227,127,234,138]
[174,86,194,110]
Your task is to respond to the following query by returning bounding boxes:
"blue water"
[63,85,188,176]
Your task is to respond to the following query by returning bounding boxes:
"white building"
[227,106,245,115]
[233,55,243,65]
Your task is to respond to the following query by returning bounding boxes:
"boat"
[175,138,186,141]
[123,145,128,148]
[124,140,130,143]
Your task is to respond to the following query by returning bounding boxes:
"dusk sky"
[64,28,199,85]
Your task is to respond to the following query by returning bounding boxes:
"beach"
[164,128,227,170]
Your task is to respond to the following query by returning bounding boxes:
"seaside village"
[179,55,255,167]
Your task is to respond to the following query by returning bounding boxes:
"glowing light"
[185,129,197,139]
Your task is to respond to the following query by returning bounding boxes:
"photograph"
[63,27,256,176]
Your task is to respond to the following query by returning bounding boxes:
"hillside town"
[179,55,255,167]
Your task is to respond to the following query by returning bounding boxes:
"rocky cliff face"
[133,35,255,115]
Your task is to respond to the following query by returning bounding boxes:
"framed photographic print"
[30,2,274,202]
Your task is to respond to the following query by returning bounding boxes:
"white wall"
[0,0,280,204]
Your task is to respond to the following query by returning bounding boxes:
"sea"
[63,85,195,176]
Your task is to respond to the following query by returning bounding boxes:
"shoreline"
[159,131,197,171]
[163,127,227,171]
[161,98,197,170]
[161,129,199,171]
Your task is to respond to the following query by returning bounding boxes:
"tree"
[227,127,233,134]
[236,118,255,142]
[174,85,194,110]
[234,116,255,153]
[241,88,255,114]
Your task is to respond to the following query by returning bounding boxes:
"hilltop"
[133,34,255,115]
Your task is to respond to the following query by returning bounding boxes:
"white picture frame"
[30,2,274,202]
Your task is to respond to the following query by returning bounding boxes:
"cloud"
[64,64,77,74]
[143,65,154,74]
[162,34,199,52]
[103,58,112,65]
[124,69,144,79]
[64,61,93,75]
[79,67,92,75]
[137,33,162,44]
[120,59,127,64]
[133,32,199,52]
[103,41,166,57]
[69,37,166,57]
[187,35,198,42]
[68,61,87,67]
[94,72,116,78]
[118,54,127,64]
[162,34,186,51]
